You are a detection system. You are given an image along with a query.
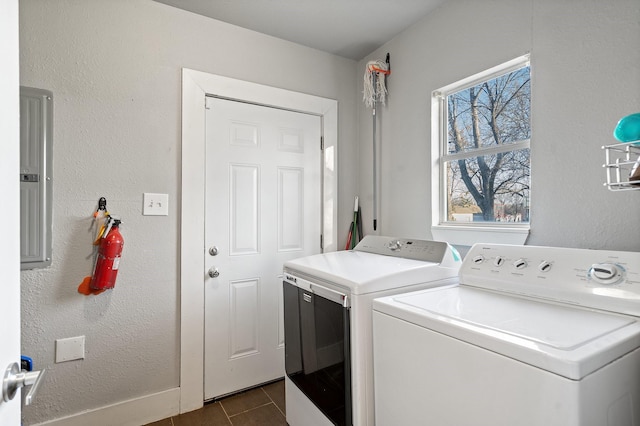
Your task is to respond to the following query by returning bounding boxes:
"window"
[431,56,531,245]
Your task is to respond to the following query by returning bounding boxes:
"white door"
[0,0,22,423]
[204,97,322,399]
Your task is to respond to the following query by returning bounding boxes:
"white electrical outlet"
[143,193,169,216]
[56,336,85,363]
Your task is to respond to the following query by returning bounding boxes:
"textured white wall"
[358,0,640,251]
[19,1,357,424]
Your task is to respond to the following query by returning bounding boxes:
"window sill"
[431,224,529,246]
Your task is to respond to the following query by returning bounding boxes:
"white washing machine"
[373,243,640,426]
[283,235,462,426]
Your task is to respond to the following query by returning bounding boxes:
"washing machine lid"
[283,250,459,295]
[373,286,640,380]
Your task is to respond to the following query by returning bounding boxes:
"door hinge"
[320,234,324,250]
[320,136,324,150]
[21,174,40,182]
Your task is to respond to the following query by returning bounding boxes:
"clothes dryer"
[283,235,461,426]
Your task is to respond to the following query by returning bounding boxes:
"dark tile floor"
[145,380,286,426]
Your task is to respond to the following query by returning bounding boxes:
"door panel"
[204,97,322,399]
[229,278,259,358]
[278,167,304,250]
[230,164,259,254]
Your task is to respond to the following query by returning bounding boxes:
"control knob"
[388,240,402,251]
[513,259,528,269]
[493,256,505,267]
[588,263,624,285]
[538,261,552,272]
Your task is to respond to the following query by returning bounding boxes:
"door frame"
[180,68,338,413]
[0,0,21,423]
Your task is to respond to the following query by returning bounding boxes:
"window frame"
[430,55,531,246]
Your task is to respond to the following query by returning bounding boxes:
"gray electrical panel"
[20,87,53,269]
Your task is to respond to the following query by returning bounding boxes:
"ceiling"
[153,0,447,60]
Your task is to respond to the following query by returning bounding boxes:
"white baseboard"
[32,387,181,426]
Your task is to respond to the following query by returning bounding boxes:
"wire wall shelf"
[603,140,640,191]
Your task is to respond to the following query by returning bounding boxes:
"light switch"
[143,193,169,216]
[56,336,85,363]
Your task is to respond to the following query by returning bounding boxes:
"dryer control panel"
[461,244,640,317]
[354,235,461,267]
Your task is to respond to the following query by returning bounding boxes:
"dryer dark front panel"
[284,281,352,426]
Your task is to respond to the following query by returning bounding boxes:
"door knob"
[208,267,220,278]
[2,362,46,406]
[208,246,219,256]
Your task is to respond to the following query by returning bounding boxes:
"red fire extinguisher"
[90,217,124,291]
